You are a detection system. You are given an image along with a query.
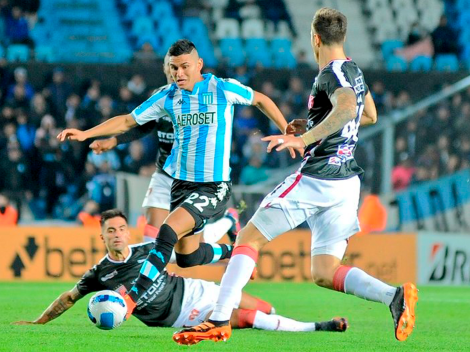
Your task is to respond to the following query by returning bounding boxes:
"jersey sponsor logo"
[176,112,216,126]
[308,95,314,109]
[328,156,342,166]
[353,76,365,94]
[101,270,118,282]
[336,144,354,161]
[202,92,213,105]
[157,131,174,142]
[136,275,167,307]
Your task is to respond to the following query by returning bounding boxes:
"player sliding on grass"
[13,209,347,335]
[57,39,298,319]
[174,8,418,345]
[89,53,241,248]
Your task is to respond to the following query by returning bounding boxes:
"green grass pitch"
[1,282,468,351]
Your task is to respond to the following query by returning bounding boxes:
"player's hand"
[11,321,40,325]
[286,119,307,135]
[262,134,305,157]
[89,137,118,154]
[57,129,87,142]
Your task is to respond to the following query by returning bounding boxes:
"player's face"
[101,216,131,252]
[169,51,203,91]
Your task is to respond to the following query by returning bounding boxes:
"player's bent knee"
[311,267,334,288]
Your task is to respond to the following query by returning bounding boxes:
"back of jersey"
[301,59,366,180]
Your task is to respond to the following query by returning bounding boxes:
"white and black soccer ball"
[87,290,127,330]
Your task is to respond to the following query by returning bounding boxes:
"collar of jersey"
[320,57,351,73]
[106,246,132,263]
[179,73,212,95]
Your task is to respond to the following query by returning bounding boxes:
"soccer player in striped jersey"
[89,53,240,248]
[57,39,296,320]
[174,8,418,345]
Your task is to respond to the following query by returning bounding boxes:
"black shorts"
[170,179,232,231]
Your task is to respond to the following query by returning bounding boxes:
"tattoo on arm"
[301,88,357,146]
[37,287,83,324]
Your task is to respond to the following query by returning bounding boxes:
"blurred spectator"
[122,140,146,174]
[45,67,72,125]
[97,95,115,122]
[134,42,158,65]
[296,50,311,70]
[431,15,459,57]
[370,81,393,114]
[29,93,50,127]
[8,67,34,100]
[283,76,305,115]
[230,65,252,86]
[16,109,36,155]
[77,200,101,227]
[234,106,258,148]
[407,22,427,46]
[115,87,137,114]
[87,161,116,211]
[127,74,147,98]
[5,6,34,48]
[0,193,18,225]
[391,158,415,191]
[0,140,29,195]
[6,84,30,110]
[87,147,121,171]
[64,93,82,124]
[240,156,269,185]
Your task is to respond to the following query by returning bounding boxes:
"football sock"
[334,266,397,306]
[128,224,178,302]
[238,309,317,332]
[175,243,232,268]
[143,224,159,243]
[203,218,234,243]
[210,245,258,322]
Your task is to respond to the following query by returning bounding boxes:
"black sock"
[129,224,178,301]
[176,243,232,268]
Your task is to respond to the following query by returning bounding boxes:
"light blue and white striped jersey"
[131,73,254,182]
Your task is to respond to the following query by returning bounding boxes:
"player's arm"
[252,91,289,134]
[57,114,137,142]
[360,91,377,126]
[12,286,83,325]
[90,120,157,154]
[262,87,357,152]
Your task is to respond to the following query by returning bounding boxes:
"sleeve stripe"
[223,81,253,102]
[332,60,352,88]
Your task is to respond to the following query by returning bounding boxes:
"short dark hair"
[100,209,128,227]
[312,8,347,45]
[168,39,197,56]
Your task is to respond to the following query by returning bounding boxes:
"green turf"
[1,282,467,351]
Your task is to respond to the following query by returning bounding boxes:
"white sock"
[169,250,176,264]
[344,267,397,306]
[143,236,155,243]
[210,254,255,321]
[203,218,234,243]
[253,311,317,332]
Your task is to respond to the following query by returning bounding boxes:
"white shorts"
[171,278,221,327]
[142,170,174,210]
[251,173,361,254]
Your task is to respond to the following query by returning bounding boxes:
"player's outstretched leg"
[389,283,418,341]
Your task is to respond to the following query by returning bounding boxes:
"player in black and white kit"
[90,54,240,246]
[175,8,418,345]
[14,209,347,334]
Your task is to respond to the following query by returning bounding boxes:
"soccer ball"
[87,290,127,330]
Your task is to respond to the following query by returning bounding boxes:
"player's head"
[311,8,347,62]
[100,209,130,253]
[163,52,173,85]
[168,39,203,91]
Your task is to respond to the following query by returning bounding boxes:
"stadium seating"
[381,40,404,59]
[219,38,245,66]
[6,44,29,62]
[434,54,459,72]
[245,38,271,67]
[409,55,433,72]
[241,18,265,39]
[131,16,154,38]
[35,45,56,62]
[386,55,407,71]
[215,18,240,39]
